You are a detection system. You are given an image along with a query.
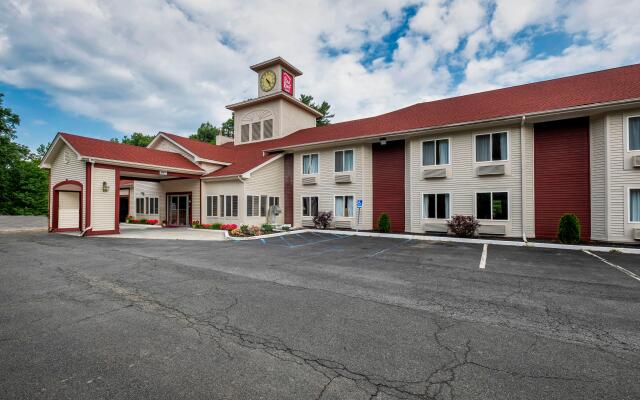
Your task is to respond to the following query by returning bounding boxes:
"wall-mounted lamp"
[102,181,110,192]
[379,137,387,146]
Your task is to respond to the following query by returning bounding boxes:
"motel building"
[40,57,640,243]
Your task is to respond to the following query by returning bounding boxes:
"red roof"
[159,132,237,163]
[59,132,203,172]
[267,63,640,150]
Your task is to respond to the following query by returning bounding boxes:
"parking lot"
[1,231,639,399]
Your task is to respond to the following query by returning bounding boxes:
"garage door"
[58,191,80,229]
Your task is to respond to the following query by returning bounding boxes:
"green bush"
[210,223,222,230]
[240,224,250,235]
[377,213,391,233]
[261,223,274,234]
[557,213,581,244]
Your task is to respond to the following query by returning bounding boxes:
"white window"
[136,198,144,214]
[630,189,640,222]
[206,196,218,217]
[422,139,449,166]
[302,196,318,217]
[334,150,354,172]
[241,124,250,143]
[246,195,261,217]
[422,193,450,219]
[476,192,508,220]
[269,196,280,207]
[335,195,354,218]
[302,154,319,174]
[629,116,640,151]
[476,132,508,162]
[147,197,159,214]
[222,195,238,217]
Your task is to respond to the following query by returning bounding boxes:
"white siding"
[293,144,373,230]
[242,158,285,225]
[590,116,607,240]
[132,181,163,220]
[408,125,524,237]
[150,137,196,161]
[91,167,116,231]
[49,142,86,229]
[606,111,640,241]
[201,179,244,224]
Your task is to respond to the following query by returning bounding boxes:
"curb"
[0,227,48,233]
[227,228,640,255]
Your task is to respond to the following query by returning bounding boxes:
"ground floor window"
[477,192,508,220]
[335,195,354,217]
[206,196,218,217]
[269,196,280,207]
[302,196,318,217]
[422,193,450,219]
[221,195,238,217]
[246,195,260,217]
[136,198,144,214]
[147,197,159,214]
[630,189,640,222]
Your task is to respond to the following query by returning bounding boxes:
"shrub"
[249,225,262,236]
[221,223,237,231]
[210,223,222,230]
[313,211,333,229]
[240,224,250,235]
[557,213,581,244]
[261,223,274,234]
[447,215,479,237]
[126,215,133,223]
[139,218,147,224]
[200,224,211,229]
[377,213,391,233]
[230,228,244,237]
[146,219,158,225]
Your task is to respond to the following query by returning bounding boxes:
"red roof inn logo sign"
[282,70,293,95]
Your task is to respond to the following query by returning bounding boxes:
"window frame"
[473,132,510,163]
[136,197,144,214]
[301,196,319,217]
[333,195,355,219]
[628,187,640,223]
[421,192,452,220]
[475,191,510,221]
[222,195,238,218]
[301,153,320,175]
[334,149,355,173]
[147,197,159,215]
[625,114,640,152]
[240,124,250,143]
[421,138,451,167]
[206,195,218,217]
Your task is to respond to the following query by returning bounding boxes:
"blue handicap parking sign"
[356,199,363,208]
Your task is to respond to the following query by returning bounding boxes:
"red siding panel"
[373,140,405,232]
[283,154,294,225]
[534,117,591,240]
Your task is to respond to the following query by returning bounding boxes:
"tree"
[0,93,49,215]
[189,121,220,145]
[300,94,335,126]
[111,132,154,147]
[221,114,234,138]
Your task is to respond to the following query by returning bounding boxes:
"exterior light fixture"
[379,137,387,146]
[102,181,110,192]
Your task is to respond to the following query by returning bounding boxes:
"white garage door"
[58,191,80,229]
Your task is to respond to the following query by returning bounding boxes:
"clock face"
[260,70,276,92]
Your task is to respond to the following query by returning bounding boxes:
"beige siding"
[590,116,607,240]
[522,124,536,238]
[160,179,201,224]
[234,101,281,146]
[242,158,285,225]
[280,99,317,138]
[49,142,86,229]
[91,167,116,231]
[132,181,163,220]
[408,125,524,237]
[150,137,196,161]
[58,192,80,229]
[606,111,640,241]
[293,144,373,230]
[201,179,244,224]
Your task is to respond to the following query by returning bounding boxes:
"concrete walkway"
[0,215,48,232]
[97,225,226,241]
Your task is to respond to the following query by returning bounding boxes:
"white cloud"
[0,0,639,138]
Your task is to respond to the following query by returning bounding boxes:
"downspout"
[81,159,94,236]
[520,116,528,243]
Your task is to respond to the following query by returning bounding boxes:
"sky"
[1,0,640,150]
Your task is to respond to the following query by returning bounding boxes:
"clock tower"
[226,57,322,145]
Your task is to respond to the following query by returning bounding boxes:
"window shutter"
[246,195,253,216]
[263,119,273,138]
[260,195,267,217]
[232,196,239,217]
[211,196,217,217]
[251,122,261,140]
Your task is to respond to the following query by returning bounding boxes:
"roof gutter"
[81,157,204,175]
[264,96,640,153]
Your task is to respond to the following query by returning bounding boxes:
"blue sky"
[1,0,639,151]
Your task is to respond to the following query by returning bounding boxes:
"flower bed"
[125,216,159,225]
[192,222,275,237]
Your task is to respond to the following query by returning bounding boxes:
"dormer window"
[263,119,273,139]
[241,124,250,143]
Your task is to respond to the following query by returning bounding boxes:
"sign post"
[356,199,363,232]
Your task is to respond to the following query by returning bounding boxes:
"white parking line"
[479,244,488,269]
[583,250,640,283]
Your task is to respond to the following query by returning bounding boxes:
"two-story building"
[40,57,640,242]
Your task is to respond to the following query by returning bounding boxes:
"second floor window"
[335,150,354,172]
[630,116,640,150]
[422,139,449,166]
[241,124,250,143]
[476,132,508,162]
[303,154,319,174]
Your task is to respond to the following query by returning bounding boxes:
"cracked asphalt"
[1,231,639,399]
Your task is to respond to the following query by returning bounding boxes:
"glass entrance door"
[168,195,189,226]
